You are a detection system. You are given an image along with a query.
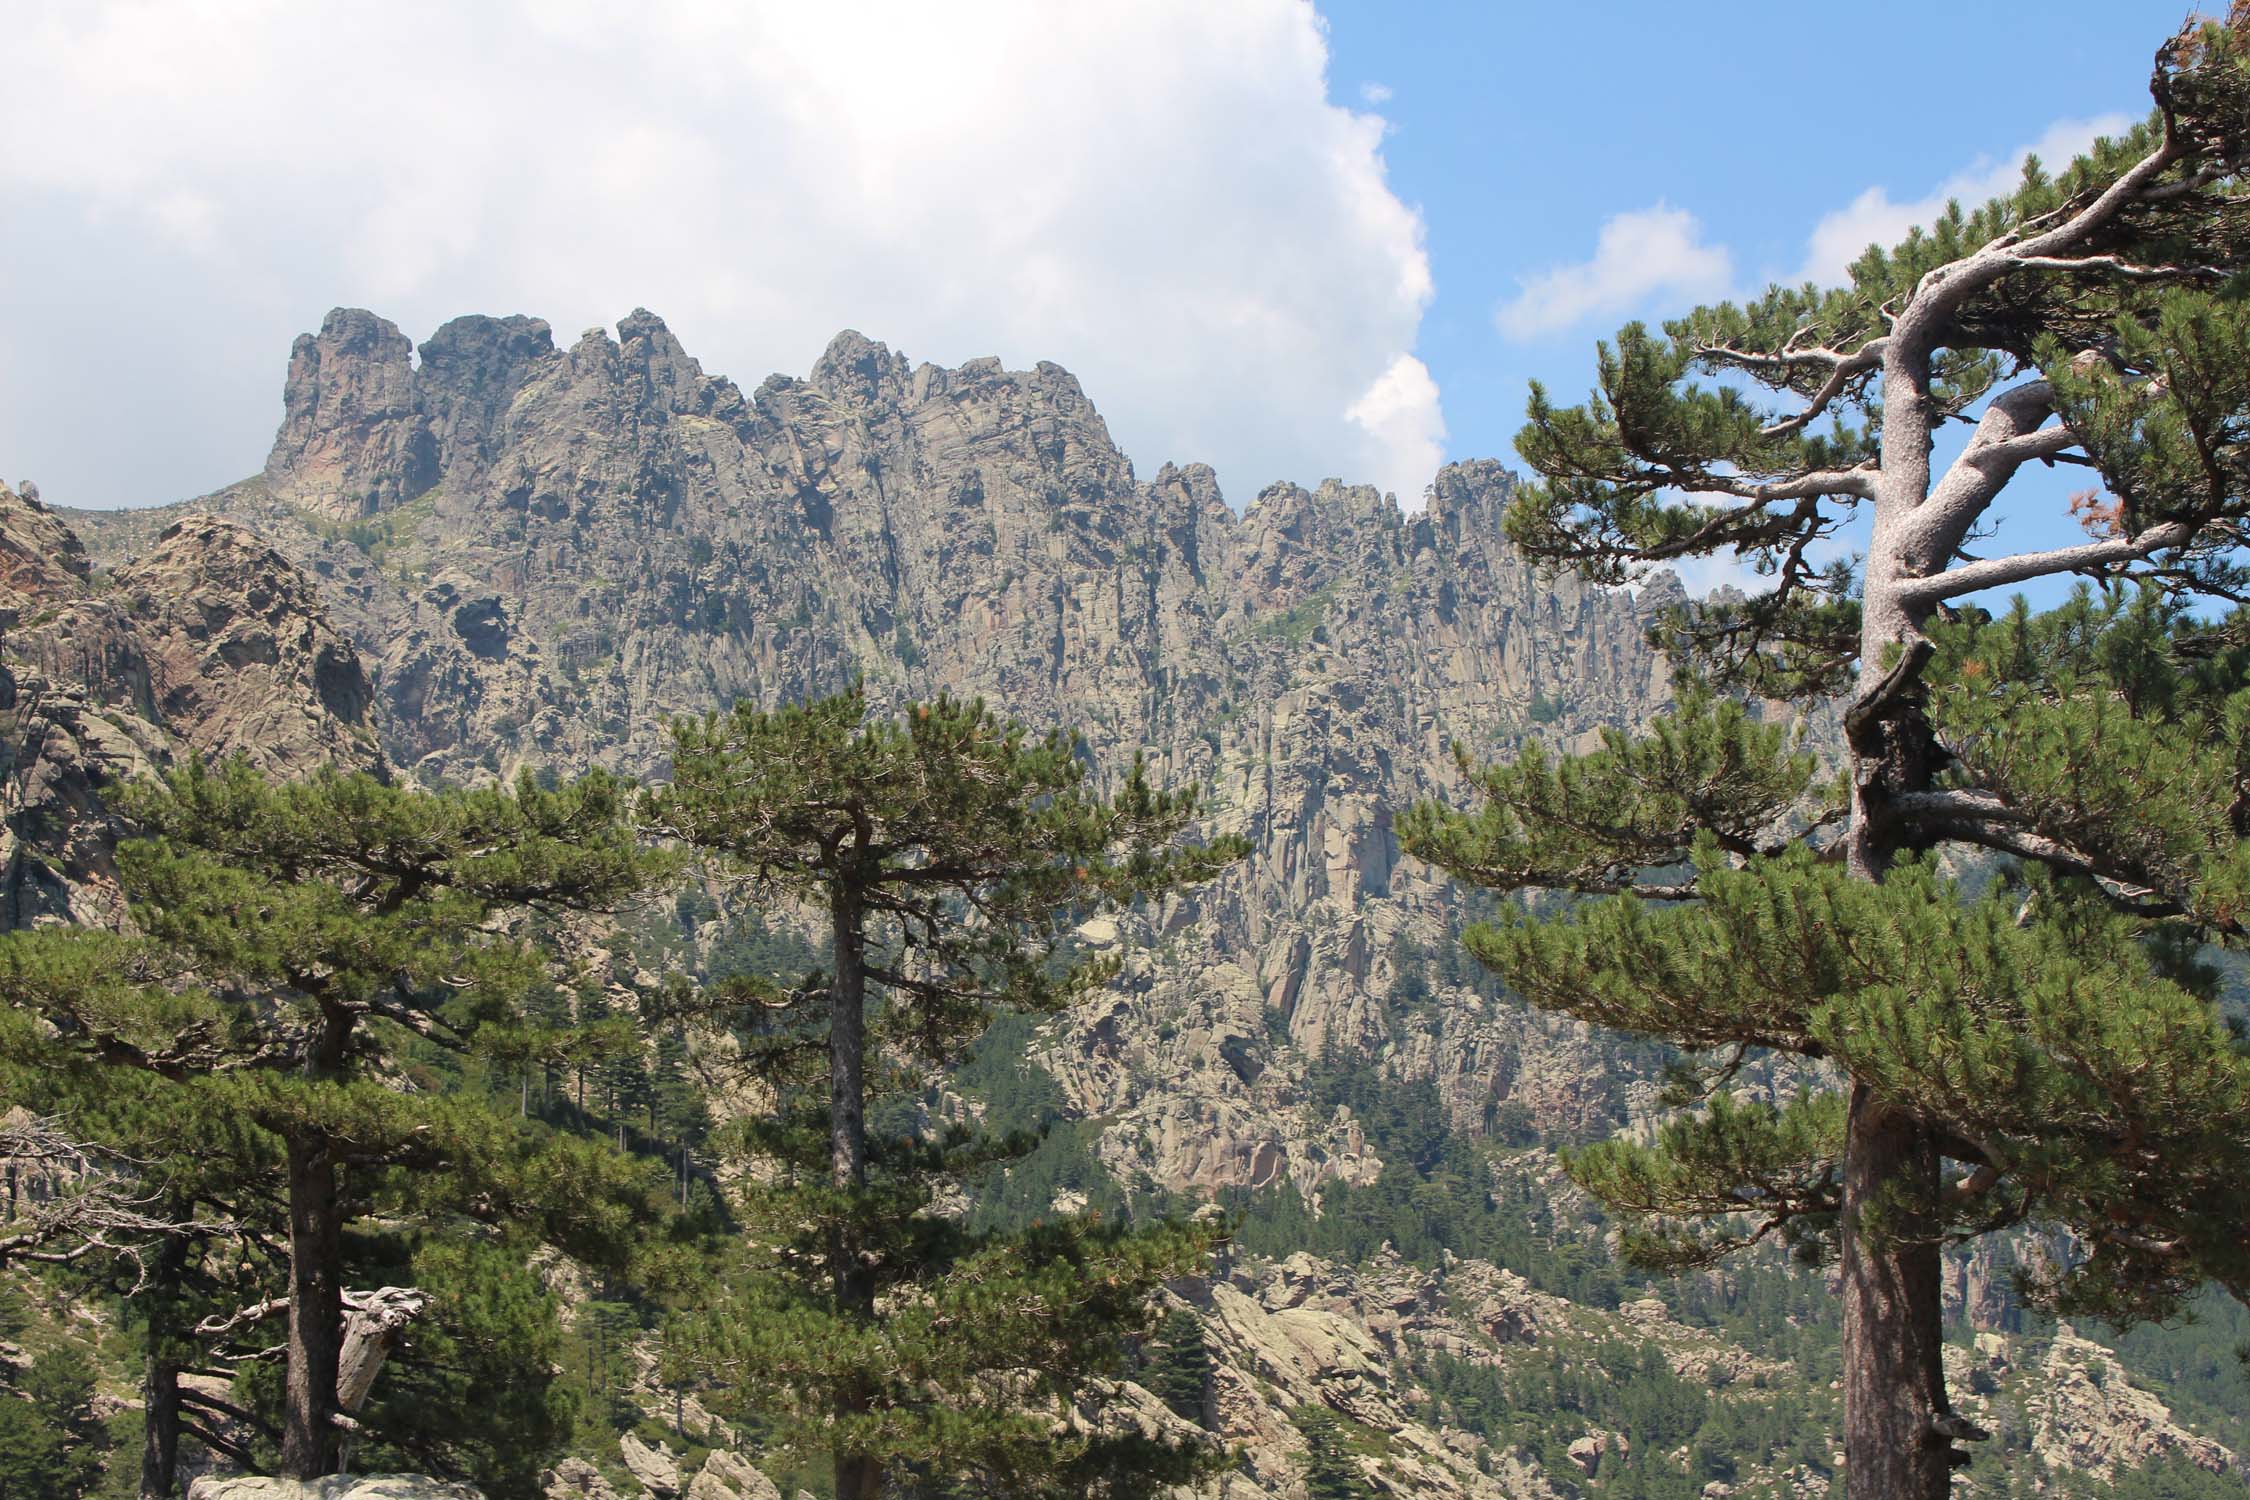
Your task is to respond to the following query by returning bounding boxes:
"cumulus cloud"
[1795,114,2135,287]
[0,0,1441,509]
[1345,354,1445,505]
[1494,204,1733,341]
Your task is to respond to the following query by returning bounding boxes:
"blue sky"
[0,0,2204,591]
[1324,0,2183,472]
[1319,0,2191,603]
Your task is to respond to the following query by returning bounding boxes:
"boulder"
[684,1451,780,1500]
[541,1458,620,1500]
[618,1433,682,1496]
[188,1478,479,1500]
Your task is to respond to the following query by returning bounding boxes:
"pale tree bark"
[335,1287,431,1474]
[1821,105,2221,1492]
[1838,315,1959,1497]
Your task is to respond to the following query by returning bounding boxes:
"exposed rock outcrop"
[0,479,378,926]
[685,1451,781,1500]
[112,515,381,776]
[263,308,437,520]
[188,1478,481,1500]
[2028,1326,2236,1481]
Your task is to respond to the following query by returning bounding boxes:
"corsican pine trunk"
[280,1131,345,1478]
[827,880,882,1500]
[1837,317,1966,1500]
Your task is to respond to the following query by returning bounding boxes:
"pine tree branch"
[1692,337,1889,437]
[2100,1228,2187,1260]
[1943,1164,2003,1206]
[1684,469,1880,505]
[179,1386,279,1439]
[0,1118,239,1287]
[1902,810,2207,925]
[1906,381,2080,566]
[2007,253,2229,282]
[1894,519,2196,605]
[196,1296,291,1338]
[1904,129,2185,336]
[359,995,469,1051]
[1887,790,2027,826]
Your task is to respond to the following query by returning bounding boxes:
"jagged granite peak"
[265,308,437,520]
[416,313,558,487]
[78,306,1680,1182]
[807,327,910,405]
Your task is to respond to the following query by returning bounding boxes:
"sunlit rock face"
[72,310,1682,1192]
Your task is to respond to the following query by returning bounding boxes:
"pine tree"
[0,1343,110,1500]
[0,758,668,1479]
[1401,12,2250,1497]
[1140,1306,1212,1427]
[646,687,1246,1499]
[0,1391,72,1500]
[2,974,283,1495]
[22,1347,106,1495]
[1290,1406,1373,1500]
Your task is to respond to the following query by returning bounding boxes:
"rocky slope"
[0,478,379,927]
[527,1237,2238,1500]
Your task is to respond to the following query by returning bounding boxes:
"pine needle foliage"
[646,687,1246,1500]
[0,757,676,1481]
[1405,11,2250,1495]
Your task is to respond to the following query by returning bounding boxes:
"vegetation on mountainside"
[8,15,2250,1500]
[0,703,1250,1498]
[1401,9,2250,1497]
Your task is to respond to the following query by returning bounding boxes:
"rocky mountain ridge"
[52,307,2249,1496]
[69,306,1678,1194]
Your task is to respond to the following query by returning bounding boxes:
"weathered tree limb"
[1895,520,2196,605]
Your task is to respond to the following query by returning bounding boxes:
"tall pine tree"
[647,687,1245,1500]
[0,758,668,1480]
[1401,11,2250,1497]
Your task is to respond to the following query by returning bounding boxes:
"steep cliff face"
[0,479,379,926]
[263,308,437,521]
[72,308,1679,1193]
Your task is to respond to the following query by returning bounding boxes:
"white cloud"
[1345,354,1445,504]
[1494,205,1733,341]
[1668,552,1762,601]
[1360,81,1393,105]
[0,0,1438,512]
[1795,114,2134,287]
